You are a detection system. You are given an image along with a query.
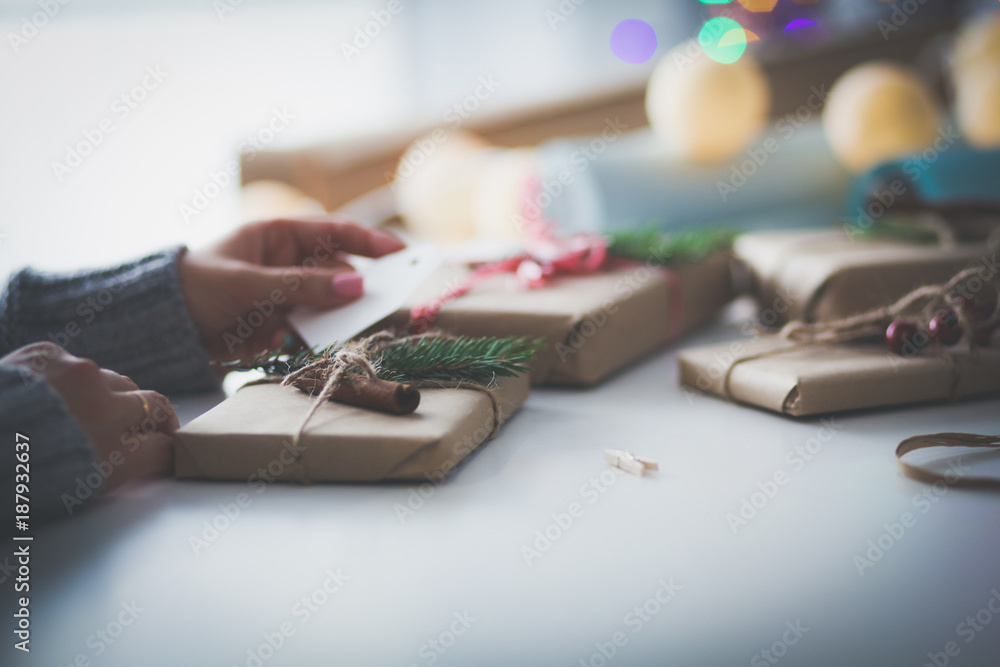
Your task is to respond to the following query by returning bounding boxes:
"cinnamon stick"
[290,371,421,415]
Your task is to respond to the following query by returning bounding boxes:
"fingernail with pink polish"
[332,272,363,298]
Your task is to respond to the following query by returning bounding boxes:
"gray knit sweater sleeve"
[0,247,219,392]
[0,247,220,525]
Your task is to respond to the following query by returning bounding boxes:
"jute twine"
[722,264,1000,401]
[244,331,505,483]
[719,260,1000,489]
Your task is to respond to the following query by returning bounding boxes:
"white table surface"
[5,307,1000,667]
[5,4,1000,665]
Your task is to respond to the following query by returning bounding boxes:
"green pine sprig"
[222,336,544,385]
[607,227,738,265]
[376,336,543,383]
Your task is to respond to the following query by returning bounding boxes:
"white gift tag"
[288,243,443,350]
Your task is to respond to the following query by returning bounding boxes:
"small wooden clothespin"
[603,449,658,477]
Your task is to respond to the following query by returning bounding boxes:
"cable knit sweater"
[0,247,220,526]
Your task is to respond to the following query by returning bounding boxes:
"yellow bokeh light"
[738,0,778,11]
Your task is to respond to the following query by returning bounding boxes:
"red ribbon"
[408,176,683,338]
[409,235,611,333]
[410,176,613,333]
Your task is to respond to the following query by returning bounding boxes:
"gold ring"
[139,394,152,421]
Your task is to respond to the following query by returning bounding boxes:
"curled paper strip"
[896,432,1000,489]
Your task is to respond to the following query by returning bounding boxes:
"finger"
[102,369,139,392]
[260,217,405,259]
[239,266,365,310]
[104,432,173,492]
[0,341,68,370]
[1,342,81,381]
[128,390,180,435]
[305,258,355,272]
[41,353,106,408]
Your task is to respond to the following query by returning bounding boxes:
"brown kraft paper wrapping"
[379,253,734,386]
[678,336,1000,417]
[174,374,530,483]
[734,230,993,325]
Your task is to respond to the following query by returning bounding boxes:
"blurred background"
[1,0,997,281]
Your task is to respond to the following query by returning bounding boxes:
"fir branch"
[607,227,738,265]
[376,336,543,383]
[221,336,544,385]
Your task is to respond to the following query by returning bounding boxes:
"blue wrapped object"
[537,121,851,234]
[847,141,1000,215]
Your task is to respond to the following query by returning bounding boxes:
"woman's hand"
[2,343,178,491]
[178,215,405,361]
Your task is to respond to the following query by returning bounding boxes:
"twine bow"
[410,175,610,333]
[280,332,398,451]
[245,332,507,483]
[410,235,609,333]
[779,265,1000,346]
[722,264,1000,402]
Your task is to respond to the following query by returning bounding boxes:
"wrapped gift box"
[734,230,992,325]
[380,253,734,386]
[678,336,1000,417]
[174,374,529,483]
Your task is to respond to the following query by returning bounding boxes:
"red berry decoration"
[928,311,962,346]
[886,320,931,356]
